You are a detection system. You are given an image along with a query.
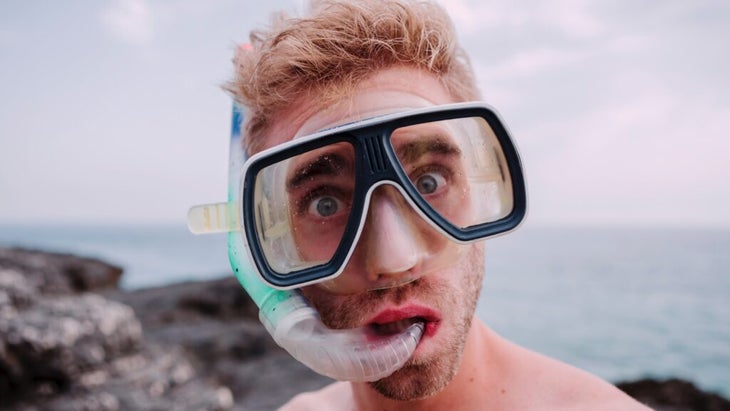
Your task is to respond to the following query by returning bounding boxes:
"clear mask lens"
[245,110,521,289]
[254,142,356,274]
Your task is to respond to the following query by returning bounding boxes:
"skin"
[263,66,651,411]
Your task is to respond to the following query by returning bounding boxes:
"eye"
[308,195,344,217]
[415,171,446,195]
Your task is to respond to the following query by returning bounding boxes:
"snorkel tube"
[188,103,423,382]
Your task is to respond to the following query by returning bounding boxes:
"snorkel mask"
[188,101,526,382]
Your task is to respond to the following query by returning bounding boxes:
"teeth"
[371,318,422,336]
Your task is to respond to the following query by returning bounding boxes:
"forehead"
[259,66,457,152]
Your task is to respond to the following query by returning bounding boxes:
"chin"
[368,324,463,401]
[369,354,458,401]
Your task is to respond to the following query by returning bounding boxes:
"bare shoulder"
[473,323,650,411]
[278,381,353,411]
[541,359,653,411]
[507,341,652,410]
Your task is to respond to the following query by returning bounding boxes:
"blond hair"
[227,0,480,154]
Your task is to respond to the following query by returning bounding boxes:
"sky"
[1,0,729,227]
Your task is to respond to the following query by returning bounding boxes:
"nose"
[317,183,458,294]
[359,186,426,282]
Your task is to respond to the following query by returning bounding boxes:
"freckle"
[501,389,506,394]
[469,377,474,383]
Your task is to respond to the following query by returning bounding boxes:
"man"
[225,1,650,409]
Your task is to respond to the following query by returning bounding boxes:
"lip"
[367,305,441,338]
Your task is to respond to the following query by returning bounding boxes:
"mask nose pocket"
[317,182,465,295]
[361,186,427,280]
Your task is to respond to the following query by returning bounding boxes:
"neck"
[350,318,505,411]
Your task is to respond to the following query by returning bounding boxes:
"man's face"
[260,66,486,400]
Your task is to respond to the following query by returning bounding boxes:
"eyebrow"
[287,153,352,189]
[395,135,463,164]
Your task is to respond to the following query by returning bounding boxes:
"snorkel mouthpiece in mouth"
[257,288,425,382]
[370,318,422,336]
[191,218,429,381]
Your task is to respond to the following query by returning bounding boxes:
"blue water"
[1,224,728,397]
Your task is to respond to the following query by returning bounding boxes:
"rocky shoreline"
[1,247,728,410]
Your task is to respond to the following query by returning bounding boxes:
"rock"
[0,268,38,310]
[104,277,273,362]
[0,248,123,294]
[1,293,142,397]
[5,345,234,411]
[104,277,333,410]
[617,378,730,411]
[3,246,729,411]
[215,350,333,411]
[0,247,233,411]
[104,276,260,326]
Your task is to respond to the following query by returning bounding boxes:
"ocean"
[1,224,728,397]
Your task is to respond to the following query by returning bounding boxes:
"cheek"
[465,243,485,284]
[298,285,363,328]
[298,285,330,311]
[438,243,484,325]
[462,243,485,301]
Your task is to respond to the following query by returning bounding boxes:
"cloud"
[520,80,730,226]
[538,0,605,38]
[440,0,526,35]
[0,28,22,49]
[99,0,153,45]
[454,0,728,226]
[603,33,655,54]
[480,47,588,80]
[440,0,604,38]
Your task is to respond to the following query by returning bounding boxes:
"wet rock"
[0,247,233,411]
[105,277,333,410]
[104,277,273,363]
[104,276,260,326]
[0,248,123,295]
[617,378,730,411]
[4,345,233,411]
[1,293,142,396]
[0,268,37,310]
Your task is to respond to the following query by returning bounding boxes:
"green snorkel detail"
[206,103,424,382]
[226,103,297,317]
[228,229,297,320]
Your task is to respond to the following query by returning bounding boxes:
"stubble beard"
[302,244,485,401]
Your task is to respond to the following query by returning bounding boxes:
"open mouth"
[369,317,426,337]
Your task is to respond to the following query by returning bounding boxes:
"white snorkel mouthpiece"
[189,204,425,381]
[259,289,424,381]
[223,220,425,381]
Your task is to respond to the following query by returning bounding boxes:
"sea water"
[0,224,231,289]
[476,227,730,398]
[0,224,728,397]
